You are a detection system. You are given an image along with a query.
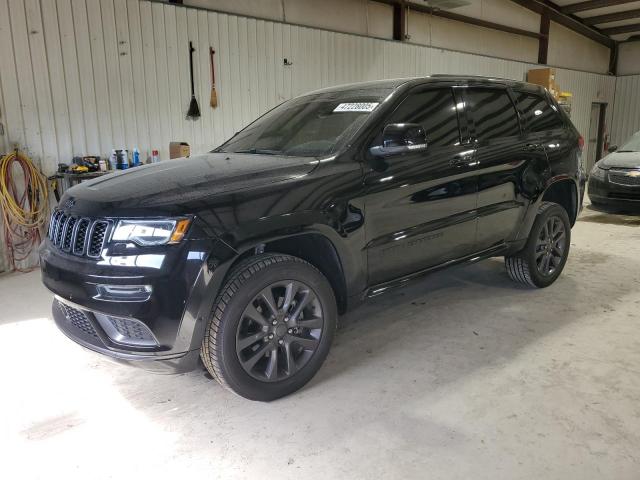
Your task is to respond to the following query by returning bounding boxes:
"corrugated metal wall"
[0,0,621,271]
[0,0,617,175]
[611,75,640,147]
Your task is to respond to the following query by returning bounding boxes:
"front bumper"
[52,296,201,372]
[40,235,231,373]
[588,174,640,211]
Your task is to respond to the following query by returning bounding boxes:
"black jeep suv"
[41,76,583,401]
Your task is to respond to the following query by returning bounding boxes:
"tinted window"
[514,91,564,132]
[465,88,520,141]
[385,88,461,147]
[218,87,394,157]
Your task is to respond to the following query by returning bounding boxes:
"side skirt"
[364,243,508,299]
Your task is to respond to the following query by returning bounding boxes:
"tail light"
[578,136,584,151]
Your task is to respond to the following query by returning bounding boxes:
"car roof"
[305,75,544,96]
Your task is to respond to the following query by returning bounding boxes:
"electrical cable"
[0,149,49,272]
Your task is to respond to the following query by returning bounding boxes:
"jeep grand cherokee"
[41,76,583,401]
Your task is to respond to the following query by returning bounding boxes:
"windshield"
[619,131,640,152]
[217,87,394,157]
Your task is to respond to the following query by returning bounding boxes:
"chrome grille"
[609,170,640,187]
[58,301,98,338]
[55,213,67,245]
[48,210,110,258]
[62,217,77,251]
[73,219,90,255]
[88,221,108,257]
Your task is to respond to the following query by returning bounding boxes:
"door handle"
[450,154,473,168]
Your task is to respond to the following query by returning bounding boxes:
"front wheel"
[505,202,571,288]
[201,253,337,401]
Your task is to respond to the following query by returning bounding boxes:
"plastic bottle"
[151,149,160,164]
[109,149,117,170]
[116,149,128,170]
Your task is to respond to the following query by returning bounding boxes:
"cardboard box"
[527,68,556,89]
[169,142,190,159]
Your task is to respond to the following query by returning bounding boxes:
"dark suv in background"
[41,76,583,401]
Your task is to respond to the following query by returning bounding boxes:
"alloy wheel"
[235,280,324,382]
[535,215,566,276]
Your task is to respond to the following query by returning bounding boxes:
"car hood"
[65,152,319,215]
[601,151,640,169]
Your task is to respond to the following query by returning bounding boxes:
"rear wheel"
[201,253,337,401]
[505,202,571,288]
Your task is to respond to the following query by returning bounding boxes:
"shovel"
[186,41,201,119]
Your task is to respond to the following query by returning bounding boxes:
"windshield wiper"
[234,148,281,155]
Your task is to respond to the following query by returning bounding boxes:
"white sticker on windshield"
[333,102,379,113]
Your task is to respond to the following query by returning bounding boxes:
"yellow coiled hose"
[0,150,49,270]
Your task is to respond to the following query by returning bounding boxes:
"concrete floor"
[2,205,640,479]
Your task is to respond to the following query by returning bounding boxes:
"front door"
[362,85,478,286]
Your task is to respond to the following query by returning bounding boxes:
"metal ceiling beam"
[510,0,614,47]
[373,0,543,39]
[538,10,550,63]
[601,23,640,35]
[392,0,407,41]
[562,0,638,14]
[583,8,640,25]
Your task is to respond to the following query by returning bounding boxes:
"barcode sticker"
[333,102,379,113]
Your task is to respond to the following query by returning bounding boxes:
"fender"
[514,175,579,244]
[181,220,366,350]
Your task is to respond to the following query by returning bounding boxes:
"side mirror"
[608,145,618,153]
[369,123,428,157]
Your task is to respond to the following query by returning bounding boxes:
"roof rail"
[429,74,523,83]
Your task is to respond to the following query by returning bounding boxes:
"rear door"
[362,85,478,286]
[463,85,547,250]
[514,89,575,180]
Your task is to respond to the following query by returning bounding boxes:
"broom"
[209,47,218,108]
[186,41,201,119]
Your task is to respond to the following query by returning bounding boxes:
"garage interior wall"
[0,0,619,269]
[617,41,640,76]
[546,21,610,75]
[611,74,640,148]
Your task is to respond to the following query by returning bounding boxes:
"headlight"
[590,164,606,180]
[112,218,191,246]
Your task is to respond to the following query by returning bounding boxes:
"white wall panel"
[617,42,640,76]
[0,0,618,177]
[548,22,610,75]
[611,75,640,147]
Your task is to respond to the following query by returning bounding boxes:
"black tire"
[505,201,571,288]
[201,253,337,401]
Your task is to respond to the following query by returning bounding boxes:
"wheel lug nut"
[268,334,274,339]
[272,320,277,325]
[287,328,293,334]
[278,339,284,345]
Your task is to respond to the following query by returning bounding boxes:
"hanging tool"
[209,47,218,108]
[186,41,201,119]
[0,149,49,271]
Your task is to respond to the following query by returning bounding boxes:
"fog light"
[94,284,152,302]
